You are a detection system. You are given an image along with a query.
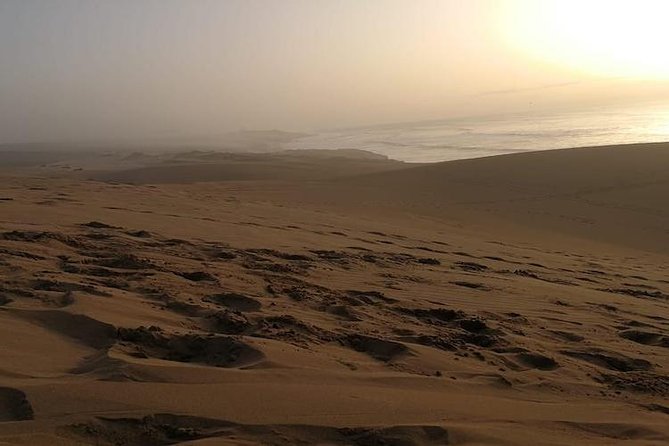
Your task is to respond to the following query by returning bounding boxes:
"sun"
[498,0,669,80]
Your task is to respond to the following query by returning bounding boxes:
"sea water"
[285,104,669,163]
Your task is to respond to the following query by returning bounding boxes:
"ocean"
[284,104,669,163]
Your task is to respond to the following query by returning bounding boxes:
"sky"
[1,0,668,143]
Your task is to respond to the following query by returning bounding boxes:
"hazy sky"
[1,0,668,143]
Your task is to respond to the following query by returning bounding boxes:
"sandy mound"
[0,388,33,422]
[341,334,412,362]
[116,327,265,368]
[12,309,117,350]
[204,292,262,312]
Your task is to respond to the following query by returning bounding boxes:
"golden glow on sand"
[500,0,669,79]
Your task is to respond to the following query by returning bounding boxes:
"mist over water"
[284,104,669,163]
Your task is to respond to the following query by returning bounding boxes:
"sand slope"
[305,142,667,253]
[0,144,667,445]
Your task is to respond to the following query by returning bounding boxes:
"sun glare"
[500,0,669,79]
[650,115,669,136]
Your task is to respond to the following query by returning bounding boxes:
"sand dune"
[298,142,669,253]
[0,147,409,182]
[0,144,668,445]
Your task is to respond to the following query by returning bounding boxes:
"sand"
[0,143,667,445]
